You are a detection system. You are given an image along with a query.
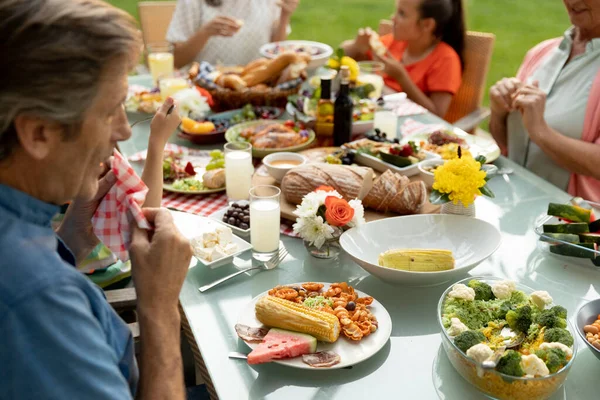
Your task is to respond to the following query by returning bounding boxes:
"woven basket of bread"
[189,53,309,112]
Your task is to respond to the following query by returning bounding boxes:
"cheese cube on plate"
[220,242,238,255]
[216,226,233,245]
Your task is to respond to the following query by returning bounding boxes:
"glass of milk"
[224,142,253,202]
[146,42,174,87]
[249,185,281,261]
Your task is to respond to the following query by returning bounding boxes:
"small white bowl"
[262,152,307,182]
[418,159,446,188]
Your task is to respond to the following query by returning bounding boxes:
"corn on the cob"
[255,296,340,342]
[378,249,454,272]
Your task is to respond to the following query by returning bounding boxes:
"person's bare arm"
[142,98,181,208]
[489,112,508,150]
[130,208,193,400]
[271,0,298,42]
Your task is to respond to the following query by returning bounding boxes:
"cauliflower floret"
[492,280,516,300]
[447,317,469,336]
[539,342,573,358]
[521,354,550,377]
[448,284,475,301]
[530,291,553,310]
[466,343,494,364]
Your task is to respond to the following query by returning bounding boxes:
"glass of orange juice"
[147,42,174,87]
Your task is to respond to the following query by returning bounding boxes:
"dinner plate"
[225,119,316,159]
[169,210,252,269]
[401,127,501,163]
[162,153,225,195]
[236,282,392,370]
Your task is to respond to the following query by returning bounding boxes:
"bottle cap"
[339,65,350,82]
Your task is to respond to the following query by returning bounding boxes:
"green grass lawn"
[109,0,569,105]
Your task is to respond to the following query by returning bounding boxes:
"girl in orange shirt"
[341,0,465,117]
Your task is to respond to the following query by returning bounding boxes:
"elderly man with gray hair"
[0,1,192,399]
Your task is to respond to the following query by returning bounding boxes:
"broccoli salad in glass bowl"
[437,277,577,400]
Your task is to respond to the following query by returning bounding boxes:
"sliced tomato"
[184,162,195,176]
[284,120,295,128]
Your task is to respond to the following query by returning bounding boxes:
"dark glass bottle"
[333,66,353,146]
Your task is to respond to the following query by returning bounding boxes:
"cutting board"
[252,147,440,222]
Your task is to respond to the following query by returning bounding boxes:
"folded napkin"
[400,118,447,138]
[390,100,428,117]
[92,150,150,262]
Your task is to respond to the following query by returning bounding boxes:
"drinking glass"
[249,185,281,261]
[374,110,399,139]
[357,61,385,99]
[224,142,253,202]
[159,77,189,101]
[146,42,174,86]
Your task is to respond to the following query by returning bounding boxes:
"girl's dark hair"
[419,0,465,68]
[206,0,222,6]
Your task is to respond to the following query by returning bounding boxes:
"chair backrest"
[377,20,495,124]
[138,1,176,46]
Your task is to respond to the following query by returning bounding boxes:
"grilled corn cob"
[255,296,340,342]
[378,249,454,272]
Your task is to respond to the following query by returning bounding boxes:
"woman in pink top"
[489,0,600,201]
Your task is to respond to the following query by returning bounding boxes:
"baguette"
[241,58,269,76]
[216,74,247,92]
[276,61,308,85]
[242,52,298,87]
[281,164,374,205]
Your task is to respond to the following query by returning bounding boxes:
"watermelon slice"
[247,328,317,365]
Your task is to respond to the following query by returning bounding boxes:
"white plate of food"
[235,282,392,369]
[259,40,333,70]
[162,150,226,194]
[170,210,252,269]
[401,128,501,163]
[209,201,251,238]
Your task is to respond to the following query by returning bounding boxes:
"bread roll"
[241,58,269,76]
[216,74,247,92]
[217,65,244,75]
[281,164,374,205]
[242,52,298,87]
[276,61,307,85]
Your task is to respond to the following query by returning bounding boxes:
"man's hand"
[489,77,523,117]
[56,158,116,264]
[277,0,300,16]
[149,97,181,149]
[129,208,192,313]
[200,15,242,37]
[511,81,549,144]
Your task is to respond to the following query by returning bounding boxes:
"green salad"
[171,178,205,192]
[441,279,574,378]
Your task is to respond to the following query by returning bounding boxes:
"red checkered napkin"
[400,118,446,138]
[93,150,151,262]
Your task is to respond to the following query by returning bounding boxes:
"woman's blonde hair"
[0,0,141,160]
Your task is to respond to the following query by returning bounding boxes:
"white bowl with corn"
[339,214,502,287]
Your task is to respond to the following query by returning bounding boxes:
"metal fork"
[129,104,175,128]
[199,247,288,292]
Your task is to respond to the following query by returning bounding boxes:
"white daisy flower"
[301,216,335,249]
[348,199,365,227]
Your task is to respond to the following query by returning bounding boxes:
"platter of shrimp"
[235,282,392,369]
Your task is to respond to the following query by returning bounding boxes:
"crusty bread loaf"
[242,52,301,87]
[281,164,374,205]
[216,74,247,92]
[363,170,426,214]
[241,58,269,76]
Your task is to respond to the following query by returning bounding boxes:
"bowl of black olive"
[211,201,251,237]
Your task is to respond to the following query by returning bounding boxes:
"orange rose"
[324,196,354,227]
[315,185,335,192]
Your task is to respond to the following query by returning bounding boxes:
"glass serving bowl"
[437,276,578,400]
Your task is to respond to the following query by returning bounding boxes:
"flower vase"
[303,228,343,259]
[440,200,476,217]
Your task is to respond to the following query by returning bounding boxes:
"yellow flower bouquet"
[429,150,494,208]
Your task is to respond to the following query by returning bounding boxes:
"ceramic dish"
[225,120,316,159]
[575,298,600,361]
[438,277,578,400]
[418,158,445,188]
[339,214,502,287]
[170,210,252,269]
[236,282,392,369]
[401,127,501,163]
[262,152,308,182]
[259,40,333,70]
[162,153,226,195]
[351,149,441,178]
[534,198,600,269]
[209,201,251,239]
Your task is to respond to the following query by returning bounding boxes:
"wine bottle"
[316,76,334,137]
[333,66,353,146]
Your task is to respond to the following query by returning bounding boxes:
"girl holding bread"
[341,0,465,118]
[167,0,300,68]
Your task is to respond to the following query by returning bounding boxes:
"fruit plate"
[400,127,501,163]
[209,201,251,238]
[225,120,316,159]
[236,282,392,370]
[533,197,600,269]
[169,210,252,269]
[350,149,441,177]
[177,129,226,145]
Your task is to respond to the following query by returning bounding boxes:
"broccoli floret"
[506,305,533,333]
[508,290,529,306]
[550,305,567,319]
[454,330,486,353]
[494,300,513,320]
[544,328,574,347]
[535,348,567,374]
[536,309,567,329]
[495,350,525,377]
[468,280,495,301]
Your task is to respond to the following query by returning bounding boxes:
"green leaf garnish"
[429,190,451,205]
